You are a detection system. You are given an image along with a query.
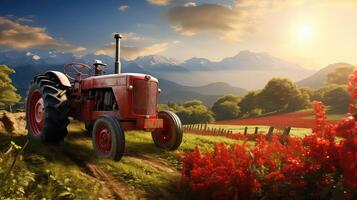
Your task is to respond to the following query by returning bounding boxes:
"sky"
[1,0,357,69]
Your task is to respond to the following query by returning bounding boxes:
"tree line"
[160,66,355,124]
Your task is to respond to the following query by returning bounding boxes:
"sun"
[296,23,313,43]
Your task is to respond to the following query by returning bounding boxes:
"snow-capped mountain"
[182,57,215,70]
[134,55,182,66]
[219,50,303,71]
[132,55,187,72]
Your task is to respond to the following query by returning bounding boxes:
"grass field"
[0,121,240,199]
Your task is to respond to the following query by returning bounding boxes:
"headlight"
[128,85,133,90]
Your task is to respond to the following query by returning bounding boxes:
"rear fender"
[46,71,71,87]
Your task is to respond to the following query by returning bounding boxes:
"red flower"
[181,70,357,199]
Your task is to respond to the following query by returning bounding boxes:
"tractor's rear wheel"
[151,111,183,150]
[26,74,70,143]
[92,116,125,161]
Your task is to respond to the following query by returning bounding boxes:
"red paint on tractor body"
[67,73,163,131]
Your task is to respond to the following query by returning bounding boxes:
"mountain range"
[1,49,348,105]
[1,50,250,105]
[0,49,315,86]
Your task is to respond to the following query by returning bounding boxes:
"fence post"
[244,127,248,135]
[266,126,274,141]
[254,127,259,134]
[283,127,291,136]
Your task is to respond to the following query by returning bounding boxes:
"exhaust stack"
[114,33,122,74]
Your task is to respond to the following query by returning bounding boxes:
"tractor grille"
[133,79,157,115]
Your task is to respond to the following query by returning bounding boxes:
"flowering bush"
[180,71,357,200]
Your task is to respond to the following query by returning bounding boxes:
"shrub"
[212,95,241,121]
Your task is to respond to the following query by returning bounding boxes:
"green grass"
[207,124,312,138]
[0,121,241,199]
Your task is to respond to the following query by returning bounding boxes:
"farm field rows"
[215,110,342,129]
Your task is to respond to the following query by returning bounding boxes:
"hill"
[158,79,247,105]
[296,62,356,88]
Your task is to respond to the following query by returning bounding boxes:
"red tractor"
[25,34,183,161]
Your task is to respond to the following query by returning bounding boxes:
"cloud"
[17,17,33,23]
[118,5,129,12]
[95,42,168,60]
[166,0,304,41]
[26,51,41,60]
[0,17,86,52]
[183,2,196,7]
[147,0,171,6]
[167,4,238,37]
[172,40,181,44]
[121,32,144,41]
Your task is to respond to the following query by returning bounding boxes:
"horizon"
[1,0,357,70]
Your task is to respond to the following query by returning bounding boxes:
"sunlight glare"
[296,23,313,43]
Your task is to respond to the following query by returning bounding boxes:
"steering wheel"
[64,63,93,80]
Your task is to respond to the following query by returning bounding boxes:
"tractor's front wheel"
[151,111,183,150]
[26,74,70,143]
[92,116,125,161]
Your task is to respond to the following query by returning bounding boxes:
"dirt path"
[61,149,142,200]
[85,163,141,200]
[126,153,180,175]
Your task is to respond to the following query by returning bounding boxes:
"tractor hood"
[80,73,158,90]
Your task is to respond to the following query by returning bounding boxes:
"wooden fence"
[183,124,292,138]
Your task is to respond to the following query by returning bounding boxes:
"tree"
[323,86,351,110]
[238,91,259,117]
[157,101,179,112]
[300,87,314,100]
[176,100,214,124]
[312,84,340,102]
[327,66,356,85]
[0,65,21,109]
[258,78,309,113]
[212,94,240,121]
